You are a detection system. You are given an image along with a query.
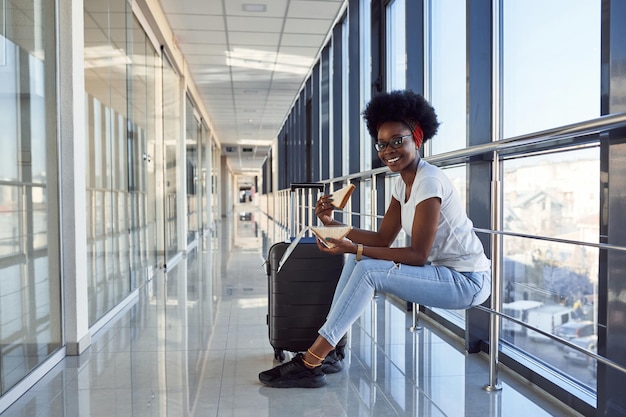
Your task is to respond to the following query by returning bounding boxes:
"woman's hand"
[315,195,334,225]
[316,236,357,255]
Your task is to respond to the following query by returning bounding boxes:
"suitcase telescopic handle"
[289,183,325,237]
[290,183,324,192]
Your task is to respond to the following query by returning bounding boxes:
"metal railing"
[257,110,626,394]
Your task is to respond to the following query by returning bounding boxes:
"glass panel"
[429,0,466,154]
[185,96,199,245]
[128,17,158,285]
[341,17,349,175]
[0,0,61,395]
[31,185,48,250]
[84,0,132,324]
[360,180,373,232]
[383,174,408,248]
[0,186,19,257]
[163,56,180,260]
[502,0,601,138]
[503,148,599,244]
[501,147,599,391]
[211,139,219,231]
[359,0,371,171]
[145,45,158,269]
[385,301,407,407]
[385,0,406,91]
[200,124,210,235]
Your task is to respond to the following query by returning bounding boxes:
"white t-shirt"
[391,159,491,272]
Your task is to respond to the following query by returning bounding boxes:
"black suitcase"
[265,183,346,362]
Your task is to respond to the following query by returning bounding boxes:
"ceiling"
[157,0,347,177]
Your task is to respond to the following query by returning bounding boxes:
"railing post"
[484,150,503,392]
[409,302,422,332]
[290,190,296,236]
[370,173,377,231]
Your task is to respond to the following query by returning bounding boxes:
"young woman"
[259,90,491,388]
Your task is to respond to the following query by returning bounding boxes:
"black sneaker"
[259,353,327,388]
[320,350,343,374]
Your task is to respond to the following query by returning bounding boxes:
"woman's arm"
[321,197,441,266]
[316,194,403,247]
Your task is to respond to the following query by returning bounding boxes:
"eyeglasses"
[374,134,412,152]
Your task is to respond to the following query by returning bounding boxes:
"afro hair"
[362,90,440,144]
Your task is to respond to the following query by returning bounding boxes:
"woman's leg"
[318,258,490,346]
[329,253,359,305]
[302,335,334,366]
[259,257,489,388]
[297,254,357,371]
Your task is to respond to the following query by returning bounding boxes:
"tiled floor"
[0,205,582,416]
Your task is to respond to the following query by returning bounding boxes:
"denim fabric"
[318,254,491,346]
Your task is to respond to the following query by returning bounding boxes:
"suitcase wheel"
[274,348,285,362]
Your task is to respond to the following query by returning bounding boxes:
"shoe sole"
[259,375,327,388]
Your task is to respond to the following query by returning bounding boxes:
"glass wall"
[85,0,161,323]
[84,0,132,323]
[425,0,468,323]
[500,0,601,394]
[0,0,61,394]
[259,0,614,413]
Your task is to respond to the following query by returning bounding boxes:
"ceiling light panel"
[225,0,287,17]
[242,3,267,12]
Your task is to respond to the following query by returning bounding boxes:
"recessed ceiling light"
[242,3,266,12]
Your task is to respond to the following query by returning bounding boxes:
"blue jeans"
[318,254,491,346]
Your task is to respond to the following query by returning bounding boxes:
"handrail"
[313,110,626,185]
[473,228,626,253]
[473,304,626,376]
